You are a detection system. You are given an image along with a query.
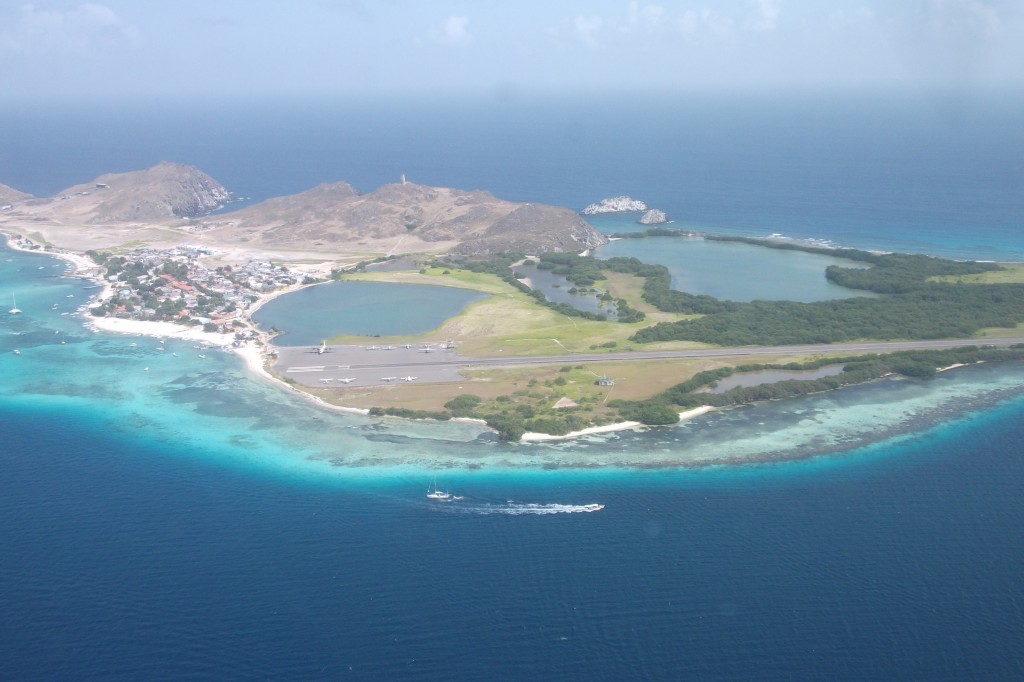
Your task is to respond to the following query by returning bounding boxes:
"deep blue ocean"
[2,92,1024,679]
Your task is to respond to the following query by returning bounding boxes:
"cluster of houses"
[91,246,305,333]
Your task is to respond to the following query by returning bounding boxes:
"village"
[86,246,315,336]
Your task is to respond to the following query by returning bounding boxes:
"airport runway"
[272,337,1024,388]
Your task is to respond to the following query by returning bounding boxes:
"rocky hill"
[207,181,608,256]
[582,196,647,215]
[51,161,230,223]
[4,164,608,258]
[0,183,33,205]
[638,209,668,225]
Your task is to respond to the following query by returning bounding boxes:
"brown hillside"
[206,181,607,256]
[50,161,230,223]
[0,183,33,205]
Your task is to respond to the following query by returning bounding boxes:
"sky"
[1,1,1022,102]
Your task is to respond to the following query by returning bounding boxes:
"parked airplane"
[419,347,433,353]
[400,344,413,349]
[382,345,395,350]
[400,376,417,382]
[315,340,328,355]
[337,377,356,384]
[380,376,398,382]
[366,345,380,350]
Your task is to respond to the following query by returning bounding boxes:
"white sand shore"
[937,363,970,372]
[678,405,715,420]
[87,316,236,347]
[520,405,715,442]
[84,315,295,389]
[520,420,643,442]
[1,232,101,274]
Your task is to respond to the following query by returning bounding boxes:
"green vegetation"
[430,252,647,323]
[367,407,451,420]
[340,239,1024,441]
[367,346,1024,441]
[617,241,1024,345]
[613,345,1024,415]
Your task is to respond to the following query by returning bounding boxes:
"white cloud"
[676,9,735,41]
[575,15,603,47]
[427,15,472,46]
[623,2,668,33]
[0,3,143,54]
[745,0,782,32]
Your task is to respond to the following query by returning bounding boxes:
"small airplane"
[418,347,433,353]
[366,345,380,351]
[382,345,395,350]
[320,378,333,384]
[400,344,413,349]
[380,376,398,383]
[400,376,417,382]
[337,377,356,384]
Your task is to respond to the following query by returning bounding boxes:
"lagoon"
[252,281,487,345]
[596,236,873,303]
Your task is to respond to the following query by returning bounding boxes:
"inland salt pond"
[252,281,488,345]
[516,261,613,317]
[596,235,874,302]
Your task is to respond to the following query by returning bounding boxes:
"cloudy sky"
[2,1,1021,102]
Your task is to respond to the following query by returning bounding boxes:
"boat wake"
[433,501,604,515]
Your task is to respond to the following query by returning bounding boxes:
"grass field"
[932,262,1024,284]
[333,266,693,356]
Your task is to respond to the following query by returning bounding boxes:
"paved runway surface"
[272,337,1024,388]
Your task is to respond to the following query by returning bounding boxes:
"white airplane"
[316,340,327,355]
[380,376,397,382]
[419,347,433,353]
[366,345,380,350]
[400,376,417,382]
[320,378,333,383]
[337,377,356,384]
[400,344,413,349]
[382,345,395,350]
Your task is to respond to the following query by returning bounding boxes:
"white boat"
[426,477,453,501]
[8,295,21,314]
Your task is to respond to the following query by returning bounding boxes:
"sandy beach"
[520,405,715,442]
[86,304,371,417]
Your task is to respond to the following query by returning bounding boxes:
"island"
[637,209,669,225]
[4,162,1024,443]
[582,196,647,214]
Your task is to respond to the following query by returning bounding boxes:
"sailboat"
[8,294,21,315]
[426,477,453,501]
